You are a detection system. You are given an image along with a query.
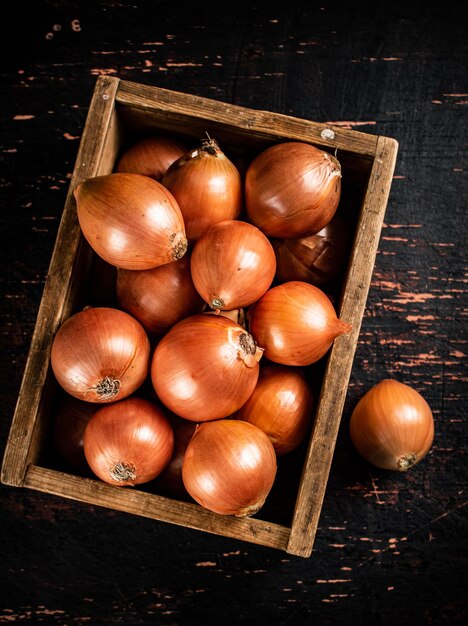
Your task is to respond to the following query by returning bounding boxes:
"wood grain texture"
[0,1,466,624]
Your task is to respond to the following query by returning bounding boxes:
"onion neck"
[200,137,221,156]
[397,453,418,471]
[238,332,264,368]
[92,376,120,400]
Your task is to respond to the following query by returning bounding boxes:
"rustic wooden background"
[1,1,466,624]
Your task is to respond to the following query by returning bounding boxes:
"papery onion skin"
[272,213,351,287]
[54,395,97,474]
[75,173,187,270]
[116,135,188,181]
[191,220,276,311]
[182,420,277,516]
[155,414,198,498]
[245,142,341,238]
[151,314,263,421]
[162,138,242,241]
[236,364,313,455]
[249,281,351,366]
[350,379,434,471]
[51,307,150,403]
[84,397,174,486]
[116,256,205,335]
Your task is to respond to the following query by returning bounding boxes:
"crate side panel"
[1,76,120,487]
[286,136,399,557]
[116,80,378,157]
[24,466,291,551]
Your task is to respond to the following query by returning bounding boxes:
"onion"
[116,135,188,180]
[236,364,313,455]
[272,213,351,287]
[151,314,263,421]
[51,307,150,403]
[53,395,97,474]
[155,414,198,498]
[162,137,242,240]
[182,420,277,516]
[190,220,276,311]
[116,256,204,335]
[248,281,351,366]
[84,397,174,486]
[350,379,434,471]
[75,173,187,270]
[245,142,341,238]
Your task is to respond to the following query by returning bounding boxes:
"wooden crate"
[1,76,398,557]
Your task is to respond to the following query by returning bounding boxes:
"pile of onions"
[245,142,341,238]
[116,135,188,180]
[235,364,313,455]
[182,420,277,516]
[84,397,174,486]
[162,137,242,240]
[350,380,434,471]
[52,131,433,521]
[116,256,204,335]
[51,307,150,403]
[190,220,276,311]
[249,281,351,366]
[75,173,187,269]
[151,314,263,421]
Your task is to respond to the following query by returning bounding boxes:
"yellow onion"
[116,135,188,180]
[248,281,351,366]
[84,397,174,486]
[190,220,276,311]
[51,307,150,403]
[236,364,313,455]
[151,314,263,421]
[350,379,434,471]
[182,420,277,516]
[75,173,187,270]
[116,256,204,335]
[162,137,242,240]
[245,142,341,238]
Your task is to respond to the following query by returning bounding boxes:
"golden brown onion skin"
[51,307,150,403]
[190,220,276,311]
[116,256,204,335]
[350,379,434,471]
[151,314,263,421]
[236,364,313,455]
[248,281,351,366]
[75,173,187,270]
[182,420,277,516]
[245,142,341,238]
[84,398,174,486]
[116,135,188,180]
[162,139,242,241]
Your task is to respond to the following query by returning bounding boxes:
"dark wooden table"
[1,2,466,624]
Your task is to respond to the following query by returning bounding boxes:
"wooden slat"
[286,136,399,557]
[1,76,120,487]
[116,80,378,157]
[24,465,291,551]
